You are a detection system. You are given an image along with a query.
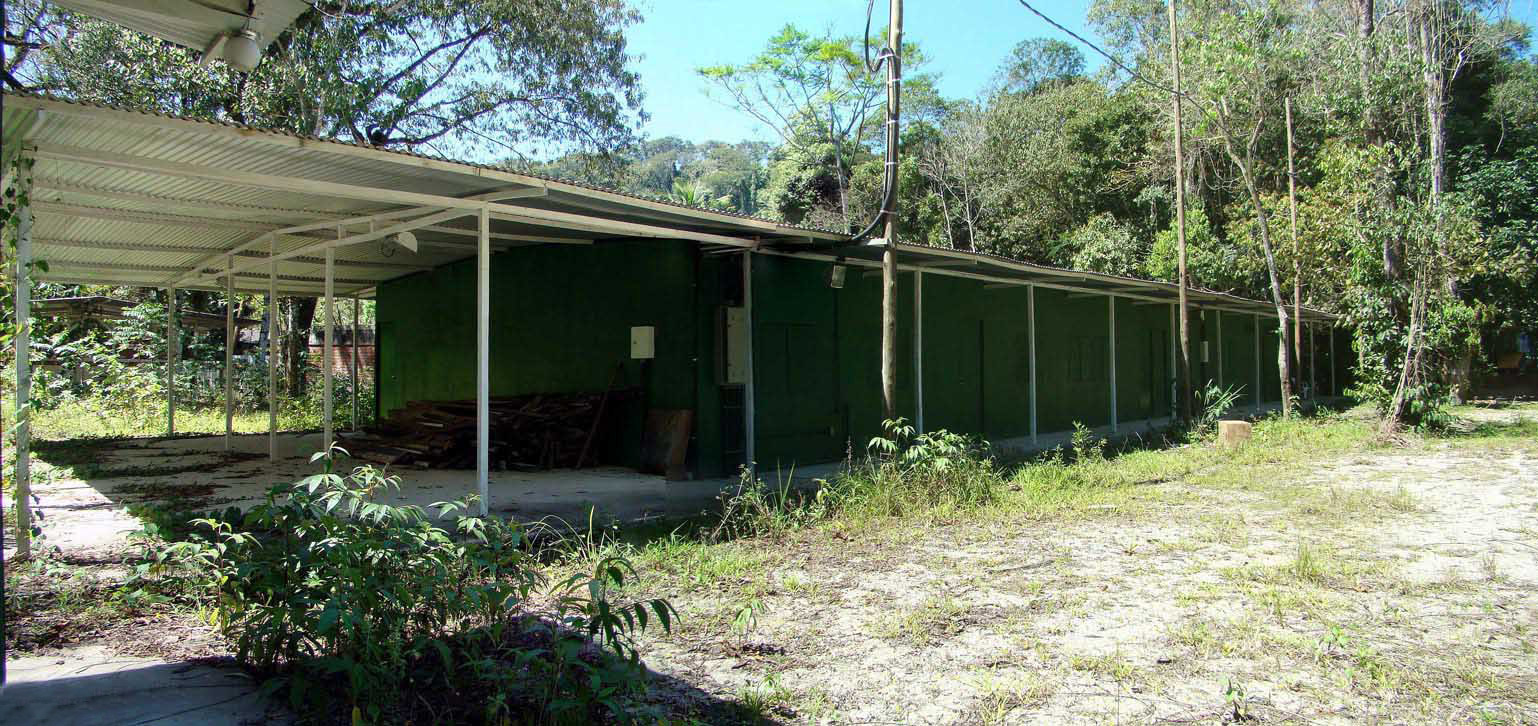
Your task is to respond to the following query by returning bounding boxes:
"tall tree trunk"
[1286,97,1302,384]
[286,297,316,397]
[1418,5,1471,403]
[1220,101,1294,417]
[1170,0,1193,421]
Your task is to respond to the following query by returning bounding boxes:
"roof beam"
[416,224,589,245]
[48,260,381,286]
[178,208,472,286]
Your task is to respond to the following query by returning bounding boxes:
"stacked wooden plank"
[345,391,633,470]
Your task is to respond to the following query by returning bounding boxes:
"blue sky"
[626,0,1104,144]
[625,0,1538,145]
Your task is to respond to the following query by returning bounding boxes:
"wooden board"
[640,409,693,480]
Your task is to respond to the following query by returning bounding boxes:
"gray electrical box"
[630,326,655,360]
[722,307,750,384]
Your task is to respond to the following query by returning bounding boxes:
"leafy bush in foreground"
[167,449,676,724]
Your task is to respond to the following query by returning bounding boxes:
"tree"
[1069,214,1147,276]
[697,24,936,227]
[1183,0,1302,416]
[4,0,646,161]
[995,38,1086,93]
[916,103,990,250]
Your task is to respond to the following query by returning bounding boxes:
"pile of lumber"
[345,391,632,470]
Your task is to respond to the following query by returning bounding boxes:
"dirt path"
[637,412,1538,724]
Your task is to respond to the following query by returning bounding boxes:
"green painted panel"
[836,267,916,454]
[1115,298,1173,424]
[1260,317,1282,403]
[1035,288,1112,433]
[1218,311,1259,405]
[376,239,701,468]
[978,285,1032,441]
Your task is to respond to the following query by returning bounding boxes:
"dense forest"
[4,0,1536,426]
[536,1,1537,426]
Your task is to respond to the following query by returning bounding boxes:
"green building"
[376,237,1350,479]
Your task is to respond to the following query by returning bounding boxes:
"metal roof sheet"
[1,92,1331,321]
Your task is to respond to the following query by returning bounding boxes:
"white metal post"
[224,255,235,451]
[1254,313,1262,413]
[351,296,360,432]
[268,236,278,462]
[1028,285,1038,446]
[323,244,335,452]
[476,206,491,515]
[166,286,176,436]
[742,251,756,474]
[913,270,924,434]
[13,181,34,559]
[1108,295,1118,433]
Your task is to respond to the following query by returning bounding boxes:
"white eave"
[0,93,840,298]
[49,0,309,55]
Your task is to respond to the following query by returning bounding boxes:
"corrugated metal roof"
[1,92,1331,321]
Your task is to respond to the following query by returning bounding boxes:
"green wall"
[375,239,706,469]
[1034,288,1113,433]
[378,245,1347,476]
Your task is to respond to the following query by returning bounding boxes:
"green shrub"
[708,418,1004,537]
[165,449,676,724]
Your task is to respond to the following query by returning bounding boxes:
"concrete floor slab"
[0,646,288,726]
[15,431,841,558]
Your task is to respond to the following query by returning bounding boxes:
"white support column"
[267,236,278,462]
[742,251,756,474]
[1253,313,1262,413]
[914,270,924,434]
[1108,295,1118,434]
[351,296,360,432]
[223,255,235,451]
[166,286,177,436]
[13,181,34,559]
[475,206,491,516]
[323,244,335,452]
[1028,284,1038,446]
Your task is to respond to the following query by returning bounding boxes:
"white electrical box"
[722,307,750,384]
[630,326,655,360]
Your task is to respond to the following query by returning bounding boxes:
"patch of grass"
[1067,651,1139,683]
[868,594,967,647]
[731,673,796,723]
[965,668,1051,724]
[1223,542,1391,591]
[631,537,776,592]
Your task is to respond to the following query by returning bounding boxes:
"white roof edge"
[2,93,845,242]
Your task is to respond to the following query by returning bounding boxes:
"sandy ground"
[634,410,1538,724]
[5,405,1534,724]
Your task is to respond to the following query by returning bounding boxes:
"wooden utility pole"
[880,0,903,421]
[1169,0,1192,420]
[1286,97,1302,372]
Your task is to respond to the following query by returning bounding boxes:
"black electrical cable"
[849,0,898,243]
